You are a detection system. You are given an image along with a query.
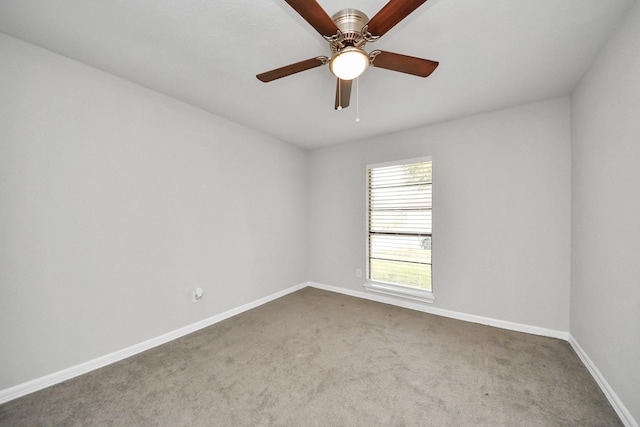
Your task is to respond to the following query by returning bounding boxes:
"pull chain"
[355,77,360,123]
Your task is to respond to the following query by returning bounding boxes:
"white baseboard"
[568,335,637,427]
[308,281,568,340]
[0,282,308,405]
[4,281,635,427]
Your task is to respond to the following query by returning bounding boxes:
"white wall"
[309,98,571,332]
[0,33,308,390]
[571,0,640,422]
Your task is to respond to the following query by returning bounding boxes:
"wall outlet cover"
[192,288,204,303]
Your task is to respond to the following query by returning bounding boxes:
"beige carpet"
[0,287,622,426]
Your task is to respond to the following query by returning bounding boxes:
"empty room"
[1,0,638,425]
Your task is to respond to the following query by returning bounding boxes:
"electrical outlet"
[356,269,362,278]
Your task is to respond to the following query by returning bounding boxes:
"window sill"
[363,282,435,304]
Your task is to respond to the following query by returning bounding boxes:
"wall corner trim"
[568,334,638,427]
[0,282,308,405]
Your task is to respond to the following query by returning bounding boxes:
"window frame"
[363,156,435,303]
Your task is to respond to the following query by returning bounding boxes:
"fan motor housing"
[330,9,369,53]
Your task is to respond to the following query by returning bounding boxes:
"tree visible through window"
[368,158,432,292]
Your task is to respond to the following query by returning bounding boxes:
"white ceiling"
[0,0,633,149]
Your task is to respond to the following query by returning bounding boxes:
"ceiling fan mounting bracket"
[361,25,380,43]
[368,49,382,65]
[322,31,342,44]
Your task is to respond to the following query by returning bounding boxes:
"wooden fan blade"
[256,57,327,82]
[334,79,353,110]
[366,0,429,38]
[371,51,439,77]
[285,0,339,37]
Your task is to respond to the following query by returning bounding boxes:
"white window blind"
[368,159,432,292]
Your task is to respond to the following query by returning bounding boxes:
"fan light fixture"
[256,3,440,112]
[330,47,369,80]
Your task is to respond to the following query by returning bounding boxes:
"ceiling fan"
[256,0,439,110]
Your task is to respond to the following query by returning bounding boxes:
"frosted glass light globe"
[330,47,369,80]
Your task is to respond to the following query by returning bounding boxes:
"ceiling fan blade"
[366,0,429,38]
[284,0,340,38]
[256,57,328,82]
[334,79,353,110]
[371,51,439,77]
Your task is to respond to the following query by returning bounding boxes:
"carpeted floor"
[0,287,622,426]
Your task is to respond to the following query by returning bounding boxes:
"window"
[364,157,434,303]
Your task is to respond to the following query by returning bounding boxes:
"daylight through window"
[367,158,432,293]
